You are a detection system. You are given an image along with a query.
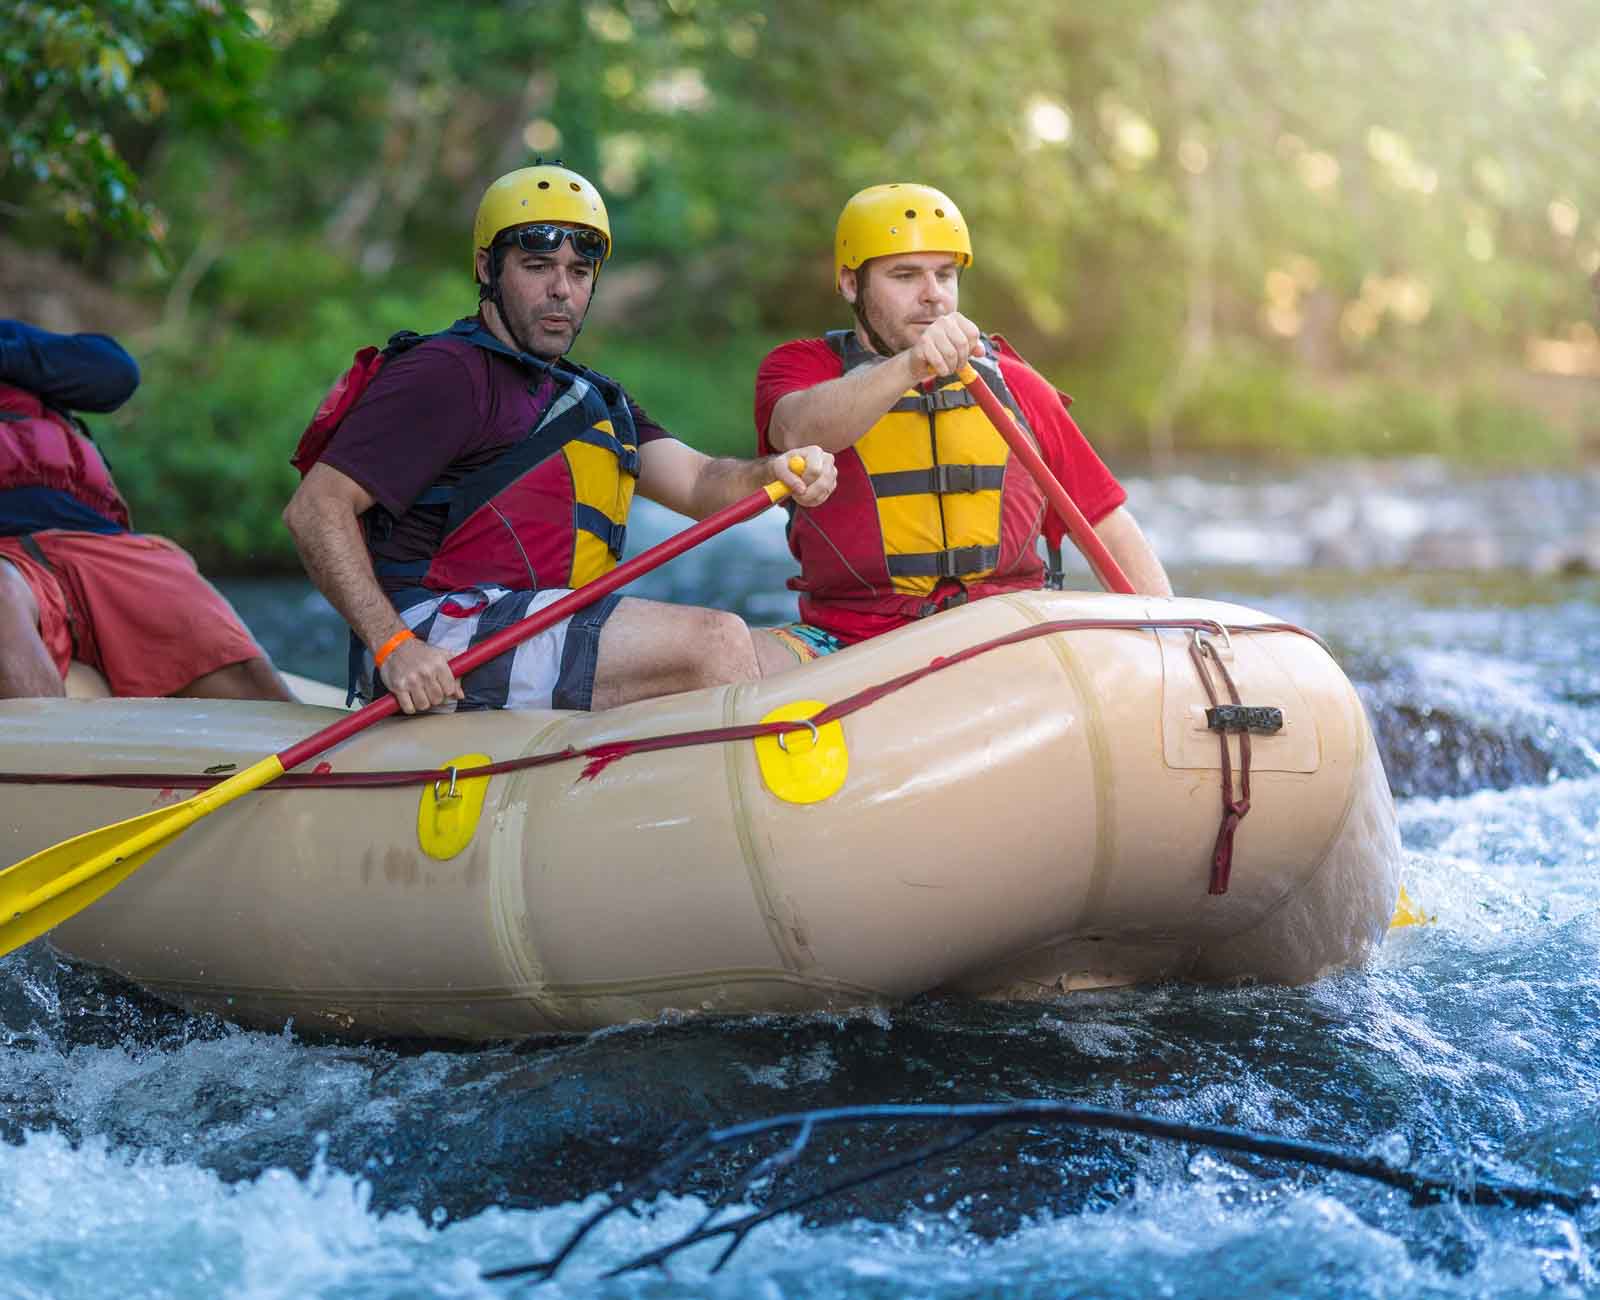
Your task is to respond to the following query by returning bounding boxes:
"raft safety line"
[0,618,1326,795]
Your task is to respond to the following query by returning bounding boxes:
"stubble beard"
[501,290,581,361]
[856,281,938,358]
[855,282,911,358]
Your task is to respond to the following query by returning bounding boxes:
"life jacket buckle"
[934,545,992,578]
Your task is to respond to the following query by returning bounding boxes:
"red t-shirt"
[321,329,668,590]
[755,339,1126,637]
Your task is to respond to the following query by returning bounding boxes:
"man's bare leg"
[591,597,770,710]
[752,627,811,676]
[175,656,296,702]
[0,558,65,698]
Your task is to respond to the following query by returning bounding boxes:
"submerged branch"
[482,1100,1595,1284]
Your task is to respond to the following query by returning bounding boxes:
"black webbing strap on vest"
[887,387,978,414]
[869,464,1006,498]
[886,544,1001,579]
[572,504,627,560]
[1045,541,1068,589]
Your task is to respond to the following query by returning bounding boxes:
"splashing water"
[3,484,1599,1298]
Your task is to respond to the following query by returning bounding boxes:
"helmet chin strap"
[851,267,896,358]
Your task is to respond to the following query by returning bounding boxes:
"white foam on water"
[7,1126,1589,1300]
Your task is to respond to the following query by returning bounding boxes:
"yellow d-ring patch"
[418,752,493,860]
[754,701,847,804]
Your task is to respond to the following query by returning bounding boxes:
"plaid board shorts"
[352,585,623,711]
[764,622,846,663]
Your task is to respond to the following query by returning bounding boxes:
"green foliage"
[1145,349,1573,464]
[1451,386,1573,463]
[6,0,1598,568]
[579,330,783,458]
[1163,349,1350,458]
[0,0,273,250]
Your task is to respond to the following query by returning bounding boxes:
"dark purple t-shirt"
[319,326,668,588]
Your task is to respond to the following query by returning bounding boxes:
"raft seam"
[722,681,810,974]
[134,966,886,1003]
[1000,594,1116,922]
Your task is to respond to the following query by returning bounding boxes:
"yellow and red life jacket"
[296,320,639,597]
[786,330,1046,633]
[0,382,132,533]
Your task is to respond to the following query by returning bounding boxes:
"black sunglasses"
[499,223,608,262]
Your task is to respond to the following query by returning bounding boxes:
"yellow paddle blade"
[0,806,188,955]
[1389,884,1434,930]
[0,754,285,957]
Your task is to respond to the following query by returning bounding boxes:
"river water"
[2,461,1597,1298]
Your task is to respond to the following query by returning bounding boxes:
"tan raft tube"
[0,590,1401,1041]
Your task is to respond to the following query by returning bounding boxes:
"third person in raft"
[754,183,1171,660]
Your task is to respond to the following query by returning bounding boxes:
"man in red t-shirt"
[754,183,1169,654]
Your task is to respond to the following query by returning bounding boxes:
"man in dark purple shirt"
[284,164,837,714]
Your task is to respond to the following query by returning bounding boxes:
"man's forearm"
[286,498,406,649]
[682,453,781,518]
[1092,507,1172,597]
[767,350,920,453]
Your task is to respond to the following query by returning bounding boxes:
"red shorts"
[0,530,265,697]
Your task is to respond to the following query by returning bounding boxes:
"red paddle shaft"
[276,470,800,772]
[957,364,1135,596]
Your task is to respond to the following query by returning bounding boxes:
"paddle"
[0,457,808,957]
[957,364,1135,596]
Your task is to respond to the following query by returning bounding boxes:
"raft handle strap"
[1190,629,1251,895]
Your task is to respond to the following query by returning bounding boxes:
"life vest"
[0,382,132,530]
[786,330,1046,628]
[296,319,639,597]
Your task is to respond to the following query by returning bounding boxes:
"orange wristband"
[372,627,415,668]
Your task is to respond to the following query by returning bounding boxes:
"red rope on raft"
[0,618,1327,793]
[1188,633,1252,895]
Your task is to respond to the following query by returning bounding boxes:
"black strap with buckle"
[1205,705,1284,735]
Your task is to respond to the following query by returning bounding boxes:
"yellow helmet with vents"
[471,164,611,277]
[834,183,971,281]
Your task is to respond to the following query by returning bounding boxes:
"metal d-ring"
[777,718,820,753]
[1193,621,1234,659]
[433,765,461,801]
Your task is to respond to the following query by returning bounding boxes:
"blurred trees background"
[3,0,1597,569]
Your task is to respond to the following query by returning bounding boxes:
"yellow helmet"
[834,183,971,280]
[471,164,612,277]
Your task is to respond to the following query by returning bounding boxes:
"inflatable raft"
[0,589,1401,1041]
